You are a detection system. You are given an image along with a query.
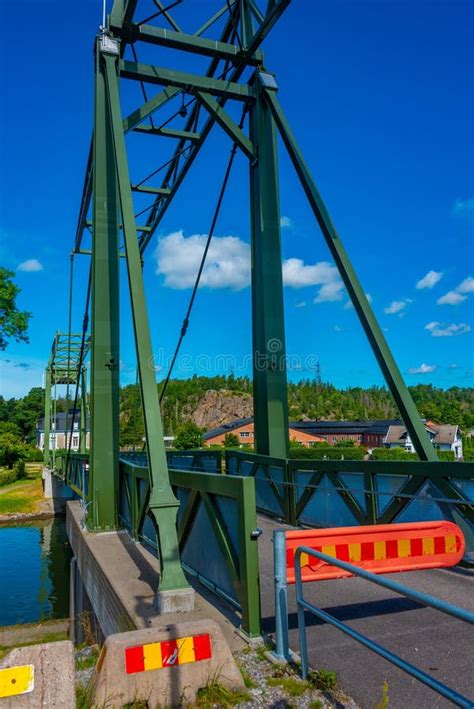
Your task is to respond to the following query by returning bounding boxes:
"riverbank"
[0,619,69,658]
[0,470,56,523]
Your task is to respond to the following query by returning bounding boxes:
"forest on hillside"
[1,379,473,446]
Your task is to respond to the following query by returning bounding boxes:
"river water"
[0,518,71,627]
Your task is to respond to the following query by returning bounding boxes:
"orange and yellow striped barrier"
[285,521,465,583]
[125,634,212,674]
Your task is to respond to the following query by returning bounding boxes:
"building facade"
[36,412,90,452]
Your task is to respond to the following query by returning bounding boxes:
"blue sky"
[0,0,473,399]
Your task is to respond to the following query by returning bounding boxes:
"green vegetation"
[370,447,418,461]
[0,267,31,350]
[374,680,390,709]
[223,432,240,448]
[267,675,312,697]
[0,477,44,515]
[0,630,68,660]
[239,665,258,688]
[308,668,338,692]
[174,421,204,450]
[75,646,100,671]
[2,378,473,454]
[195,680,250,707]
[290,444,366,460]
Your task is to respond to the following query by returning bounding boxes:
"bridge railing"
[120,449,223,473]
[119,457,260,637]
[225,450,474,549]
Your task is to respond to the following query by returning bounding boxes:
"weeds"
[266,676,312,697]
[196,681,250,707]
[374,680,389,709]
[76,683,93,709]
[239,665,257,689]
[308,668,337,692]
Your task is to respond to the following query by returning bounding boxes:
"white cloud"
[384,299,411,315]
[282,258,339,289]
[314,280,345,303]
[452,197,474,218]
[155,231,344,302]
[295,301,307,308]
[280,216,293,229]
[416,270,443,289]
[17,258,43,272]
[425,321,471,337]
[448,363,460,369]
[457,276,474,294]
[334,325,343,332]
[437,275,474,305]
[437,290,467,305]
[155,230,250,290]
[408,363,437,375]
[344,293,372,310]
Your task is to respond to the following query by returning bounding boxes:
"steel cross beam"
[73,1,238,254]
[262,86,438,462]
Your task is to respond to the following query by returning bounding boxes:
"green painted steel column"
[264,87,438,463]
[80,367,88,454]
[249,74,290,459]
[102,44,189,592]
[88,37,121,530]
[43,368,52,467]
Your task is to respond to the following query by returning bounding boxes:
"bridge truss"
[60,0,473,599]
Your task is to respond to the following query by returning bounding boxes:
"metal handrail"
[294,546,474,708]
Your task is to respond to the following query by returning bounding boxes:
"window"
[72,435,79,449]
[240,431,251,438]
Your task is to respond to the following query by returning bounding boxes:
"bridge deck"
[257,516,474,709]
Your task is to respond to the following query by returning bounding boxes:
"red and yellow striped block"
[285,521,465,584]
[125,634,212,674]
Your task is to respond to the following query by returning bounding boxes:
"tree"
[174,421,204,450]
[13,387,45,443]
[0,268,31,350]
[223,432,240,448]
[0,431,25,468]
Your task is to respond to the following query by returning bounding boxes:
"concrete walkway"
[257,516,474,709]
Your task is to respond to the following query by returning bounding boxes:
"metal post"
[273,528,290,660]
[43,368,52,467]
[88,36,121,530]
[295,552,309,679]
[102,43,190,596]
[249,73,290,460]
[264,87,438,463]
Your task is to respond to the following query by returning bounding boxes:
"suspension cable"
[159,105,248,404]
[66,253,74,408]
[66,266,92,468]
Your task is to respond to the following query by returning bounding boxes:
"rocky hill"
[182,389,253,430]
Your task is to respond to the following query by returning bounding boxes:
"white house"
[36,412,90,452]
[384,422,463,459]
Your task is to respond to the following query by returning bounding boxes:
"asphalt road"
[257,516,474,709]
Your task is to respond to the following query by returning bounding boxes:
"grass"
[266,676,312,697]
[308,668,338,692]
[196,681,250,707]
[0,630,69,660]
[76,646,100,671]
[76,683,94,709]
[239,665,258,689]
[0,478,44,515]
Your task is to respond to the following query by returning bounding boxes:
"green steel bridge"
[42,0,473,641]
